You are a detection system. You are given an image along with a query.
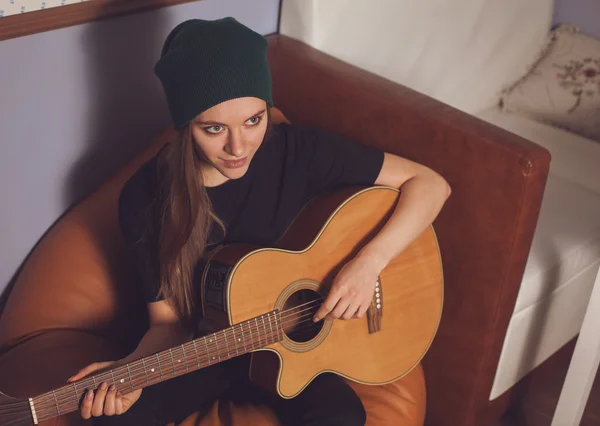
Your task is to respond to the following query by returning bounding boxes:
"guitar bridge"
[366,278,383,334]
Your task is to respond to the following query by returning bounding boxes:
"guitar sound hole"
[282,289,324,343]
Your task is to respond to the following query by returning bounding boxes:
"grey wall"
[0,0,280,300]
[553,0,600,39]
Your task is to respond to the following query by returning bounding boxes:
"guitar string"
[33,323,313,421]
[32,298,328,407]
[33,298,359,420]
[34,322,329,422]
[31,300,347,419]
[32,307,323,415]
[0,401,30,409]
[33,292,351,414]
[34,314,336,421]
[0,309,323,419]
[31,299,326,409]
[30,294,376,420]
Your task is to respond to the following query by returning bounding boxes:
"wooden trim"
[0,0,201,42]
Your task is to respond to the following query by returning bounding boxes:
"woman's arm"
[360,152,451,271]
[313,152,450,322]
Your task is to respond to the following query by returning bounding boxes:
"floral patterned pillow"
[500,25,600,142]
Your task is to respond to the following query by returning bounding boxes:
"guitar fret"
[248,320,254,350]
[241,321,248,352]
[52,390,60,415]
[169,349,176,377]
[204,336,211,365]
[126,364,134,393]
[141,358,149,386]
[277,311,283,341]
[255,318,261,347]
[181,344,189,373]
[72,383,79,402]
[261,316,268,344]
[232,326,239,355]
[224,329,230,358]
[267,313,274,343]
[275,312,283,342]
[156,354,163,381]
[192,340,200,368]
[110,369,116,388]
[214,333,221,362]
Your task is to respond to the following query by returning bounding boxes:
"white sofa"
[279,0,600,412]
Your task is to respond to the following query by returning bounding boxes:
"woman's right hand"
[67,361,143,419]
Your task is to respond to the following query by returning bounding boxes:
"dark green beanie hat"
[154,17,273,130]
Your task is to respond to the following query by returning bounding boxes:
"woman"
[67,17,450,426]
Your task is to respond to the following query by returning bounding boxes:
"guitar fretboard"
[31,311,283,423]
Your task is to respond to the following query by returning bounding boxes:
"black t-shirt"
[118,123,385,303]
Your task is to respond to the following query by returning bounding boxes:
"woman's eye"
[205,125,223,134]
[246,116,261,126]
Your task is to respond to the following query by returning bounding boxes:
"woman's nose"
[225,131,245,157]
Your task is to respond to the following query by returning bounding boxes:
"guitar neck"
[31,310,283,423]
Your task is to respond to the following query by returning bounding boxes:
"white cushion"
[489,174,600,399]
[500,25,600,142]
[280,0,553,114]
[476,107,600,196]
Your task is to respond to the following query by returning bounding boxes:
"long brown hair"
[155,107,272,332]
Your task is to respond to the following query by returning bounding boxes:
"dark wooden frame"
[0,0,200,41]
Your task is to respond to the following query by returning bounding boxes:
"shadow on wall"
[66,5,171,206]
[0,6,171,314]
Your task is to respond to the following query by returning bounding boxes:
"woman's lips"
[222,157,247,169]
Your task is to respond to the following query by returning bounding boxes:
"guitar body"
[201,186,444,398]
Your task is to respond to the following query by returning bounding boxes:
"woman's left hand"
[313,254,380,322]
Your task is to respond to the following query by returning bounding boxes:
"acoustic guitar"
[0,185,443,425]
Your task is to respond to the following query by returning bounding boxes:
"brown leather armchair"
[0,35,550,426]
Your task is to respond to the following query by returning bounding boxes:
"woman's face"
[191,97,268,186]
